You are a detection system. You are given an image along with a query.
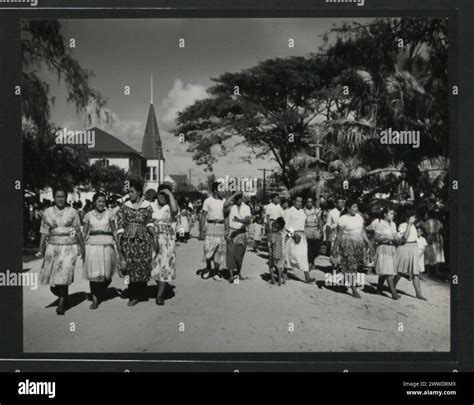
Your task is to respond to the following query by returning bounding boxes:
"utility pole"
[188,169,192,185]
[258,168,273,203]
[309,127,325,206]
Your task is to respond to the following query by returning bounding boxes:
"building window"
[146,166,158,181]
[101,158,109,167]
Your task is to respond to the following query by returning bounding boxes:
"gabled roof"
[169,174,188,185]
[141,103,164,160]
[88,127,141,156]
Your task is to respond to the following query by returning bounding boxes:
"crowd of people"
[28,178,447,315]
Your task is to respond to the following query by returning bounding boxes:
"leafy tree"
[293,18,448,203]
[22,20,110,194]
[89,161,127,197]
[174,56,337,188]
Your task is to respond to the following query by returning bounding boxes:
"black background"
[0,0,472,372]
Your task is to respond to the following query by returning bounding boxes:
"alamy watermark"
[325,271,365,288]
[380,128,420,149]
[55,128,96,148]
[325,0,365,6]
[216,175,258,193]
[0,0,38,6]
[0,270,38,290]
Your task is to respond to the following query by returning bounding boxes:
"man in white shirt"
[200,182,226,281]
[225,192,251,283]
[265,193,284,232]
[283,196,315,283]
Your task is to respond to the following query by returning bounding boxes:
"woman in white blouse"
[332,199,373,298]
[394,210,426,300]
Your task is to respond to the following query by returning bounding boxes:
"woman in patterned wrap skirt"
[117,179,156,306]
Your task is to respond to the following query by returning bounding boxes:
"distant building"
[39,78,167,203]
[142,100,165,192]
[165,174,188,188]
[88,127,144,176]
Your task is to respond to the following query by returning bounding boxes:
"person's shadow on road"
[46,292,87,312]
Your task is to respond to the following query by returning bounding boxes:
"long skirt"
[339,236,364,274]
[226,233,247,272]
[83,244,118,282]
[375,244,397,276]
[121,233,153,283]
[151,230,176,282]
[425,233,445,265]
[40,243,78,286]
[285,232,309,272]
[203,223,226,266]
[396,242,419,279]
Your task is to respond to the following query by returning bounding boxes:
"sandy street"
[23,230,450,353]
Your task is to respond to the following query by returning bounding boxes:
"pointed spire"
[150,74,153,104]
[142,81,164,160]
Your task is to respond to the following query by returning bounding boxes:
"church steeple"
[141,75,164,160]
[142,75,165,191]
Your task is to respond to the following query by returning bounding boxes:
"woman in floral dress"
[82,191,120,309]
[117,179,156,306]
[151,185,178,305]
[37,187,85,315]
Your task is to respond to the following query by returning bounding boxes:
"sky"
[41,18,371,186]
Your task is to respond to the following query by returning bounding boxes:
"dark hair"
[145,189,157,200]
[380,206,394,219]
[343,198,359,215]
[158,183,173,193]
[93,192,107,202]
[404,208,416,221]
[275,216,286,230]
[52,187,68,198]
[427,209,437,219]
[128,178,144,196]
[271,193,279,200]
[294,195,303,202]
[346,198,359,209]
[211,181,222,193]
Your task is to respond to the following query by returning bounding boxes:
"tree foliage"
[22,20,109,193]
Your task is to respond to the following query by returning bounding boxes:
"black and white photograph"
[21,17,450,353]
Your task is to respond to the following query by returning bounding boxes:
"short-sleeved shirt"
[398,222,417,242]
[283,206,307,232]
[228,203,251,230]
[202,196,225,221]
[417,236,428,253]
[304,207,321,239]
[326,208,341,229]
[374,219,398,242]
[265,203,284,222]
[337,213,364,238]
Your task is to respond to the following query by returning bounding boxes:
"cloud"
[108,119,144,152]
[161,79,207,127]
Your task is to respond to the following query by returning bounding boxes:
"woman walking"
[394,211,426,300]
[374,207,400,300]
[37,187,85,315]
[117,179,156,306]
[303,197,322,270]
[82,192,120,309]
[422,209,445,276]
[151,185,178,305]
[332,200,373,298]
